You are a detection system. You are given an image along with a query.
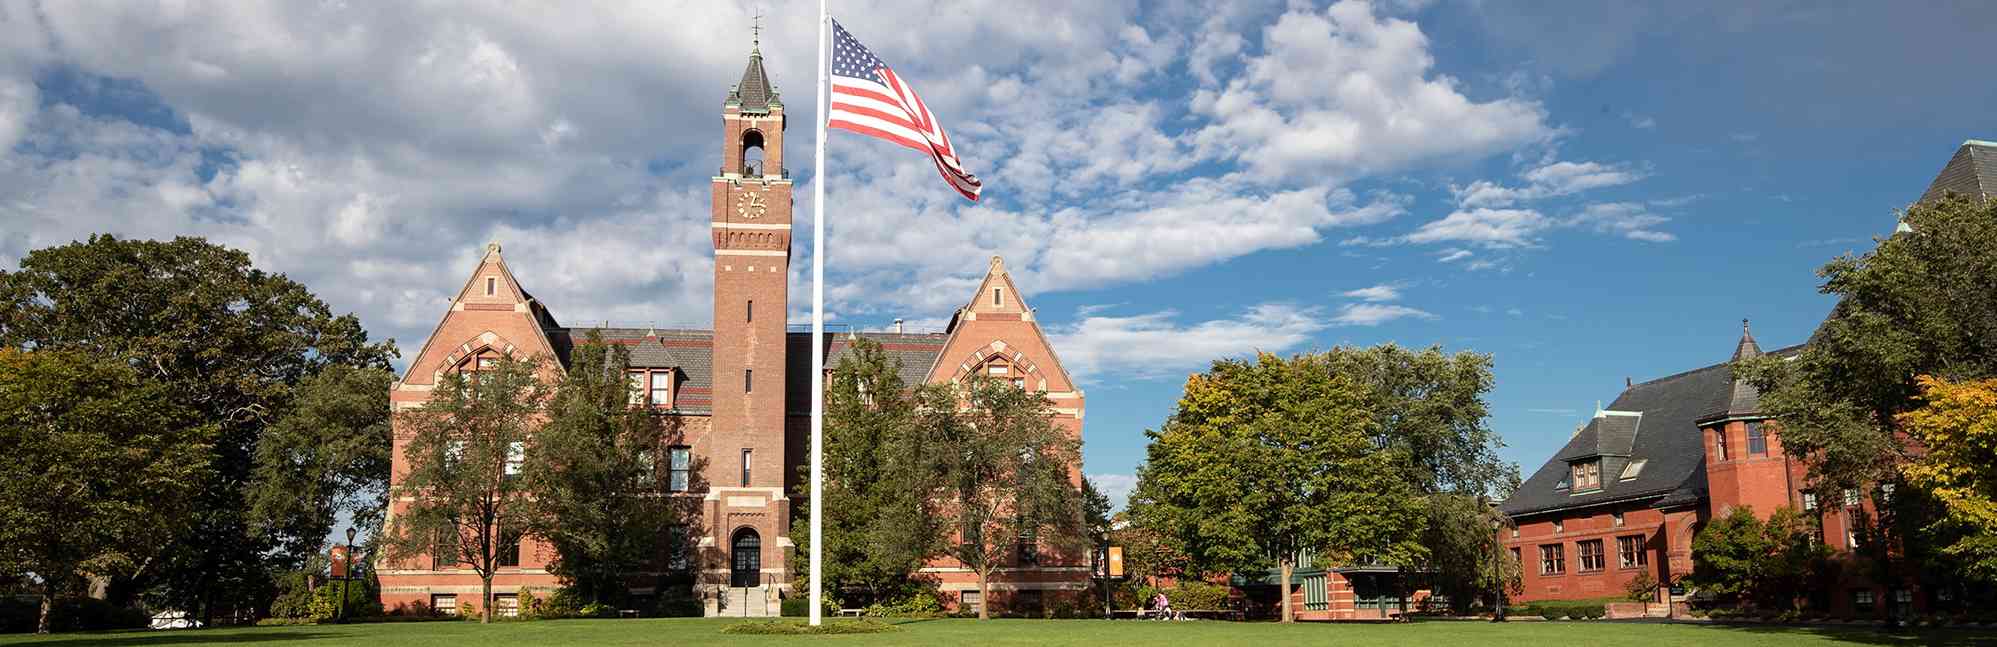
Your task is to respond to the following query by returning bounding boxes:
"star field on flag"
[827,19,983,201]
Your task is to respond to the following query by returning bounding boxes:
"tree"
[1738,194,1997,587]
[811,338,943,605]
[1322,345,1513,613]
[384,355,548,624]
[0,349,212,633]
[923,376,1084,620]
[1899,375,1997,577]
[0,235,396,619]
[1130,352,1425,622]
[248,365,397,564]
[520,333,685,604]
[1688,506,1826,609]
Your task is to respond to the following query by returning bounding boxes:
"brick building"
[1498,139,1995,618]
[378,45,1087,617]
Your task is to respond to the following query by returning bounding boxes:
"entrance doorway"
[730,528,761,588]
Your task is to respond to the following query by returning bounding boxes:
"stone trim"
[716,250,788,257]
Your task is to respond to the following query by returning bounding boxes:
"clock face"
[737,193,767,219]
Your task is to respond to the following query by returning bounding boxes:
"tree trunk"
[1279,556,1294,623]
[481,576,493,624]
[977,569,990,620]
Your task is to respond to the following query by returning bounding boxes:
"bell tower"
[706,35,792,605]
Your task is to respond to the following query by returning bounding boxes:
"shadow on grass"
[9,629,343,646]
[1693,621,1997,646]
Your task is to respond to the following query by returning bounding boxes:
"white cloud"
[1332,302,1436,326]
[1047,303,1328,381]
[1341,283,1402,302]
[1404,208,1549,247]
[1623,111,1656,129]
[1188,1,1551,182]
[1436,248,1473,263]
[1454,160,1646,208]
[1088,473,1138,512]
[1563,202,1675,242]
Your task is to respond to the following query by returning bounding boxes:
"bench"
[837,608,865,618]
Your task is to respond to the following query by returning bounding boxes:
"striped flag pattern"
[826,19,983,201]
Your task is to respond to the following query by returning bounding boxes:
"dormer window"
[627,369,673,408]
[1620,459,1646,480]
[1570,459,1602,492]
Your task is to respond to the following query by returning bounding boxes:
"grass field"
[4,618,1995,646]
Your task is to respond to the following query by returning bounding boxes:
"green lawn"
[3,618,1994,646]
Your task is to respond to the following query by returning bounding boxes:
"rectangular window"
[1715,429,1729,461]
[628,371,647,406]
[746,299,753,323]
[1613,511,1625,527]
[1844,488,1860,508]
[650,371,670,408]
[1539,544,1565,575]
[1017,535,1039,567]
[433,531,459,570]
[1852,589,1875,613]
[1803,492,1818,511]
[961,590,982,615]
[638,450,657,483]
[744,369,753,393]
[1578,539,1605,572]
[485,277,495,296]
[1880,483,1896,504]
[1553,519,1564,534]
[1747,422,1768,455]
[1845,513,1859,549]
[667,525,691,571]
[1618,535,1648,569]
[1570,460,1601,491]
[432,594,459,615]
[495,594,519,618]
[740,448,753,487]
[504,441,524,478]
[668,446,691,492]
[498,527,522,567]
[1891,588,1913,617]
[993,288,1002,306]
[1509,547,1522,567]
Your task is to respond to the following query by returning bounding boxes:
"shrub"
[654,595,703,618]
[863,590,944,618]
[540,588,585,619]
[0,596,39,633]
[255,617,317,626]
[1539,606,1564,621]
[46,598,149,632]
[577,602,615,618]
[720,619,897,635]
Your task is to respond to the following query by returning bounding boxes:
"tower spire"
[751,9,763,54]
[1732,318,1762,361]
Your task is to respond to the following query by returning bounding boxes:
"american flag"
[827,19,982,201]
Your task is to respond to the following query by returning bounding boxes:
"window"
[498,527,522,567]
[667,525,691,571]
[1555,474,1571,490]
[628,371,647,406]
[961,590,982,615]
[1016,535,1039,566]
[494,594,519,618]
[746,299,753,323]
[744,369,753,393]
[445,440,466,469]
[1747,422,1768,455]
[485,277,495,296]
[740,448,753,487]
[1613,511,1625,527]
[1618,535,1648,569]
[1553,520,1564,534]
[1715,428,1729,461]
[1843,488,1860,508]
[1851,589,1875,613]
[1880,483,1896,505]
[1844,513,1859,549]
[639,450,657,483]
[1539,544,1565,575]
[432,531,459,569]
[668,446,691,492]
[1578,539,1605,572]
[993,287,1003,307]
[504,441,524,478]
[432,594,459,616]
[1571,460,1601,490]
[650,371,670,408]
[1803,492,1818,511]
[1891,588,1913,617]
[1510,527,1519,539]
[1509,547,1522,567]
[1620,459,1647,480]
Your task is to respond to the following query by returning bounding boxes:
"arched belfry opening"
[741,129,766,176]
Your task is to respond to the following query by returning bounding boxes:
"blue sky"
[3,1,1994,515]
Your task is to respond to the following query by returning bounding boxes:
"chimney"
[893,318,904,334]
[1625,376,1632,388]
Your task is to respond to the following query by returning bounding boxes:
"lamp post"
[1489,506,1507,623]
[341,527,357,623]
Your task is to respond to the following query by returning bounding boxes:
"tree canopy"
[810,339,944,605]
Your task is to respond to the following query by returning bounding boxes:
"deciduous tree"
[812,338,942,605]
[1899,375,1997,577]
[0,349,212,633]
[384,355,548,624]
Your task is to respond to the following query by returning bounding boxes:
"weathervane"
[751,9,763,52]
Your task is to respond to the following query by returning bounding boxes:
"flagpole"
[809,0,828,628]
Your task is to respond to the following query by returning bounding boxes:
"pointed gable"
[928,256,1079,395]
[395,242,562,388]
[1919,139,1997,205]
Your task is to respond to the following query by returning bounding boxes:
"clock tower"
[706,39,792,602]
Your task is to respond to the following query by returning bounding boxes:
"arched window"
[975,356,1026,389]
[741,129,766,176]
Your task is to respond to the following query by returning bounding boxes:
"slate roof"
[785,331,950,415]
[1919,139,1997,204]
[546,327,717,414]
[729,47,779,114]
[1500,342,1803,518]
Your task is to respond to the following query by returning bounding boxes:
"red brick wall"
[1506,504,1670,602]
